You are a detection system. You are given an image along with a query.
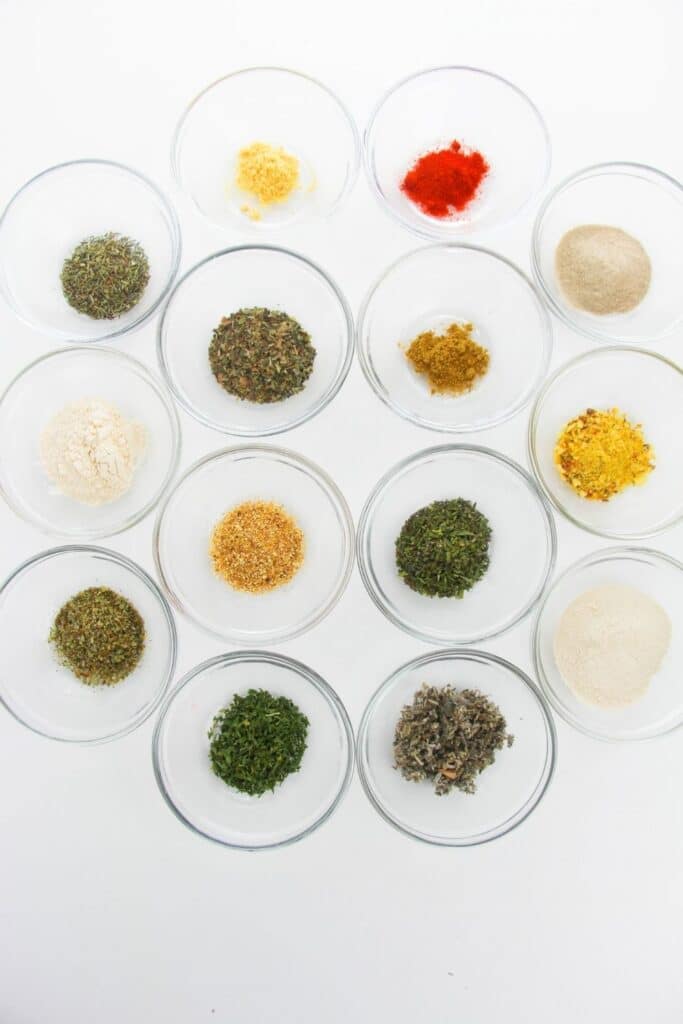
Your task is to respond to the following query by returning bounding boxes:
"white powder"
[553,584,671,709]
[555,224,651,315]
[40,398,147,506]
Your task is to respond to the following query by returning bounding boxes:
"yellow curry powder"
[554,407,654,502]
[210,500,304,593]
[235,141,299,218]
[404,322,490,395]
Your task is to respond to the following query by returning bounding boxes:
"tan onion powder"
[555,224,651,315]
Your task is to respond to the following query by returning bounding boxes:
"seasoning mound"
[394,683,513,796]
[554,407,654,502]
[555,225,651,315]
[404,321,489,395]
[400,140,489,219]
[235,141,300,221]
[395,498,491,598]
[50,586,145,686]
[61,232,150,320]
[210,500,304,593]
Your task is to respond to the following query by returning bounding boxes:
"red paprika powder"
[400,140,489,219]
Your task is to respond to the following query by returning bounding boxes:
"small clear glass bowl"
[0,347,180,540]
[153,446,354,644]
[357,648,556,846]
[357,445,556,645]
[172,67,360,231]
[0,546,177,744]
[153,651,354,850]
[365,66,550,240]
[528,347,683,539]
[157,246,354,437]
[0,159,181,342]
[357,244,552,433]
[532,162,683,345]
[533,547,683,742]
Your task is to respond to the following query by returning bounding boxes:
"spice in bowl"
[400,140,489,219]
[49,586,145,686]
[208,307,316,404]
[210,500,304,594]
[61,232,150,320]
[234,141,300,222]
[209,688,309,796]
[395,498,491,598]
[554,407,654,502]
[555,225,651,315]
[394,683,513,796]
[404,321,489,395]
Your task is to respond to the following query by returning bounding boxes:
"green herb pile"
[208,688,309,796]
[208,307,316,404]
[395,497,492,598]
[60,232,150,320]
[394,683,513,796]
[49,586,145,686]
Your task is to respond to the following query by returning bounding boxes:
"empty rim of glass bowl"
[356,242,553,433]
[171,66,361,228]
[527,346,683,539]
[364,65,551,240]
[0,544,178,744]
[0,158,182,342]
[0,346,182,539]
[152,649,355,850]
[156,244,355,436]
[357,647,557,846]
[530,161,683,344]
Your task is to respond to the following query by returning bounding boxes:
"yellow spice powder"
[235,142,299,210]
[554,407,654,502]
[404,322,490,395]
[210,500,304,593]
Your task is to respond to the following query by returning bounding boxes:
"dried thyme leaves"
[61,232,150,320]
[393,684,513,796]
[208,307,316,404]
[395,498,492,598]
[209,689,309,796]
[49,586,145,686]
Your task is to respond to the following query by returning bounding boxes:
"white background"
[0,1,681,1021]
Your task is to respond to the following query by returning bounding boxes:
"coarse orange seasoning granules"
[404,321,490,395]
[209,500,304,593]
[554,407,654,502]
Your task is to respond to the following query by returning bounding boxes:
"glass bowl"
[528,347,683,539]
[153,651,354,850]
[0,546,177,743]
[153,446,354,644]
[357,244,552,433]
[364,66,550,240]
[357,648,556,846]
[172,67,360,230]
[157,246,354,437]
[0,347,180,539]
[0,159,180,342]
[357,445,556,645]
[532,163,683,344]
[533,547,683,742]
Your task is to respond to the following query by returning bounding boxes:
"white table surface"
[1,1,681,1021]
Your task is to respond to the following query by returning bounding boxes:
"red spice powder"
[400,140,489,219]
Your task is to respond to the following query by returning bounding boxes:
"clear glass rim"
[0,158,182,343]
[0,544,178,745]
[356,242,553,433]
[356,443,557,645]
[531,545,683,743]
[170,65,361,229]
[357,646,557,847]
[152,444,355,643]
[0,345,182,539]
[156,244,355,437]
[152,649,355,851]
[530,161,683,344]
[363,64,552,240]
[527,345,683,539]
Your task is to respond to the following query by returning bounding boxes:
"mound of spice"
[49,586,145,686]
[555,225,651,315]
[209,688,309,796]
[396,498,491,598]
[554,407,654,502]
[394,683,513,796]
[235,141,300,222]
[209,307,316,404]
[210,500,304,593]
[400,140,489,219]
[61,232,150,320]
[404,321,489,395]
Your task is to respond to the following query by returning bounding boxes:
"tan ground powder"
[555,224,651,315]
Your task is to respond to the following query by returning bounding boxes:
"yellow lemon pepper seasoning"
[554,407,654,502]
[404,322,490,395]
[235,142,300,221]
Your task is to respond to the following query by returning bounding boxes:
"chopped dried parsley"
[554,406,654,502]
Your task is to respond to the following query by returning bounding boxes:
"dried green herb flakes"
[49,586,145,686]
[61,232,150,320]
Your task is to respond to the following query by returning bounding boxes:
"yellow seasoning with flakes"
[235,141,299,221]
[554,406,654,502]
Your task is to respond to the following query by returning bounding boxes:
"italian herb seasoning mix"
[49,586,145,686]
[61,232,150,320]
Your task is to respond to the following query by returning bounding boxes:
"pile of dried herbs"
[393,683,513,796]
[208,307,316,404]
[395,498,492,598]
[208,689,309,796]
[49,586,145,686]
[61,232,150,319]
